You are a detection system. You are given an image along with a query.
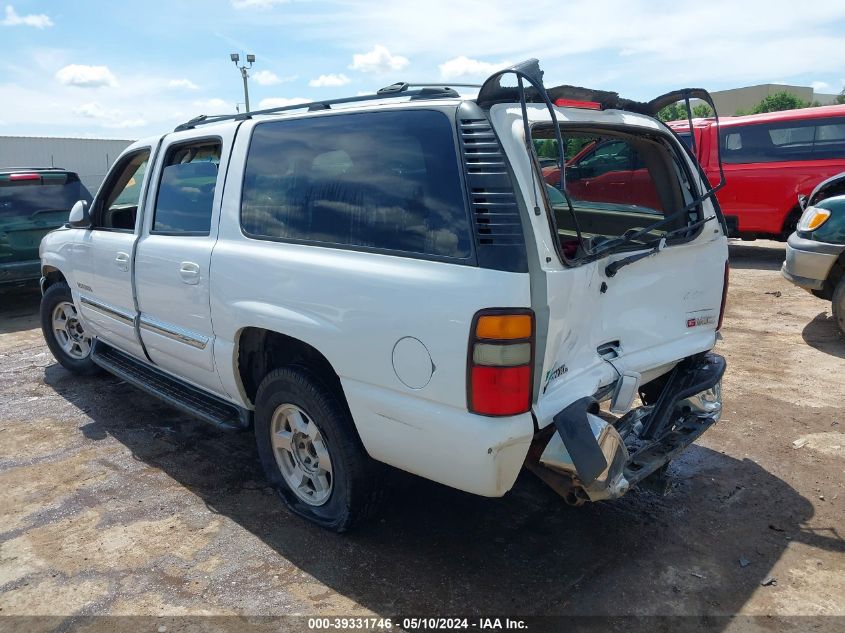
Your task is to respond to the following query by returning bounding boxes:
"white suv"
[39,60,729,531]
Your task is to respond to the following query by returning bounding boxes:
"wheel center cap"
[291,432,319,473]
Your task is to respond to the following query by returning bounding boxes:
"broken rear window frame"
[529,121,708,267]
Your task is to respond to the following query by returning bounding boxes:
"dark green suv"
[0,168,92,287]
[782,172,845,334]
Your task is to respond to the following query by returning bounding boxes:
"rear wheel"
[832,277,845,336]
[253,367,384,532]
[40,282,99,375]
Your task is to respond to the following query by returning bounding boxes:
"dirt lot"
[0,240,842,630]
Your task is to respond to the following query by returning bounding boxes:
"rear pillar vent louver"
[457,102,528,273]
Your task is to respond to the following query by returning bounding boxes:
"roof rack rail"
[174,82,474,132]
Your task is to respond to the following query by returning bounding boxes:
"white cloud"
[438,56,511,81]
[73,101,146,129]
[1,5,53,28]
[231,0,288,8]
[168,78,200,90]
[811,80,830,92]
[349,45,409,74]
[257,97,310,109]
[56,64,118,88]
[252,70,298,86]
[309,73,351,88]
[74,102,109,119]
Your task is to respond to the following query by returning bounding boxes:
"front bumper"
[0,259,41,286]
[527,352,726,504]
[782,232,844,291]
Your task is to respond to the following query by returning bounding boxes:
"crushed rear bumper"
[526,352,725,504]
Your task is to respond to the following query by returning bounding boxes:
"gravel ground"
[0,240,842,631]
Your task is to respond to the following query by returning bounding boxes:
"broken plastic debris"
[791,438,808,449]
[761,576,777,587]
[690,572,705,578]
[739,557,750,568]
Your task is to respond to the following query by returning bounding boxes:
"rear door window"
[152,140,221,234]
[0,172,91,219]
[240,109,472,260]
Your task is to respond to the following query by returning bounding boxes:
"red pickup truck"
[668,105,845,240]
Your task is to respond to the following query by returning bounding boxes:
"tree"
[751,91,809,114]
[658,102,713,121]
[693,104,713,118]
[836,88,845,105]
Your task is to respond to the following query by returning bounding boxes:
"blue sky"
[1,0,844,138]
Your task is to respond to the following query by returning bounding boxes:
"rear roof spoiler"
[477,63,717,121]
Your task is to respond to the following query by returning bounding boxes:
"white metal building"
[0,136,135,194]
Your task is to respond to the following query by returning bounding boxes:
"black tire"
[780,208,802,241]
[254,367,384,532]
[832,277,845,336]
[40,282,99,375]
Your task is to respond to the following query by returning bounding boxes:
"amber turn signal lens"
[807,209,831,230]
[476,314,532,340]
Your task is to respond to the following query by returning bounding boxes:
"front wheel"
[254,367,384,532]
[832,277,845,336]
[40,282,99,375]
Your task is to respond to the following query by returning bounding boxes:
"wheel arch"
[235,327,348,412]
[40,266,67,293]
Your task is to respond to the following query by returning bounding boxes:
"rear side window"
[152,140,221,234]
[0,172,92,218]
[720,117,845,163]
[240,110,472,259]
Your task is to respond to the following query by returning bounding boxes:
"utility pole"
[230,53,256,113]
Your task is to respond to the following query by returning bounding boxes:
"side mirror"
[68,200,91,228]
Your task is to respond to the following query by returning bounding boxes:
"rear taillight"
[467,310,534,416]
[9,173,41,181]
[717,261,729,331]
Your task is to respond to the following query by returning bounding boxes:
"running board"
[91,339,250,430]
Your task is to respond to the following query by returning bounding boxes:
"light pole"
[230,53,255,113]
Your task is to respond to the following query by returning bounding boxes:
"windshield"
[0,173,92,219]
[532,126,702,261]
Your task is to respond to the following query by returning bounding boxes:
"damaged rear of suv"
[474,63,729,505]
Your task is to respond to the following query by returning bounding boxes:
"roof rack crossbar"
[174,86,462,132]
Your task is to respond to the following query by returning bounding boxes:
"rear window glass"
[0,173,91,218]
[240,109,472,259]
[533,126,699,259]
[720,117,845,163]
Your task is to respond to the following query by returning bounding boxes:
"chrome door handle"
[115,252,130,272]
[179,261,200,285]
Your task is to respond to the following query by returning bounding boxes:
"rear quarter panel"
[210,116,536,496]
